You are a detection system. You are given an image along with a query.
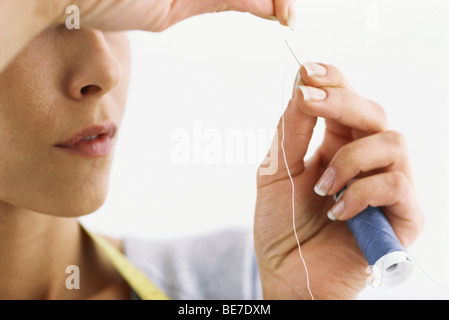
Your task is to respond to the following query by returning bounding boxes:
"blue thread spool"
[335,188,413,288]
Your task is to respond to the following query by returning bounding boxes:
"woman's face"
[0,26,130,217]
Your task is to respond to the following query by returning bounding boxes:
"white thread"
[405,249,449,292]
[280,114,314,300]
[279,25,314,299]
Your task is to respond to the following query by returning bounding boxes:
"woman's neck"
[0,201,129,299]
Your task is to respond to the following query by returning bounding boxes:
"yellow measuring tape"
[82,224,170,300]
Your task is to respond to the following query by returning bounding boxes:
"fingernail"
[287,1,296,31]
[328,200,345,221]
[304,62,327,77]
[268,15,278,21]
[314,167,335,196]
[298,85,327,102]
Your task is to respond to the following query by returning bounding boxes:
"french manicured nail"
[287,1,296,31]
[314,167,335,196]
[303,62,327,77]
[298,85,327,102]
[328,200,345,221]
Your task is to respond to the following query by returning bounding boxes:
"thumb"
[258,69,318,181]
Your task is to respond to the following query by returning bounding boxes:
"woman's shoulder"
[122,228,262,300]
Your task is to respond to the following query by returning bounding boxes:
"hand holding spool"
[335,184,413,288]
[254,61,424,299]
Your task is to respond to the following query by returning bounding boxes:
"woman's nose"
[64,29,123,101]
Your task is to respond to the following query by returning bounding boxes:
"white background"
[81,0,449,299]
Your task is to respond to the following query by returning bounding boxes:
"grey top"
[123,228,263,300]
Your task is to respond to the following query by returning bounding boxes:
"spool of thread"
[335,188,413,288]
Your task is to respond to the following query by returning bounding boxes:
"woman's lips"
[55,123,117,158]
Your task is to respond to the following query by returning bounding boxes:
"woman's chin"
[42,175,111,217]
[60,199,107,218]
[53,191,109,217]
[11,187,110,218]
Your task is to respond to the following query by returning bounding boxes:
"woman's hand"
[254,63,424,299]
[1,0,295,73]
[56,0,295,31]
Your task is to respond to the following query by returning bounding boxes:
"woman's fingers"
[299,63,354,90]
[274,0,296,28]
[311,129,423,246]
[296,62,387,137]
[314,130,412,197]
[294,85,388,134]
[74,0,291,32]
[224,0,294,26]
[326,173,424,246]
[328,172,410,221]
[159,0,293,31]
[257,71,316,183]
[260,62,387,182]
[294,62,424,246]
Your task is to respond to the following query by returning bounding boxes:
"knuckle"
[388,171,409,194]
[369,100,388,130]
[385,130,408,150]
[377,103,387,124]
